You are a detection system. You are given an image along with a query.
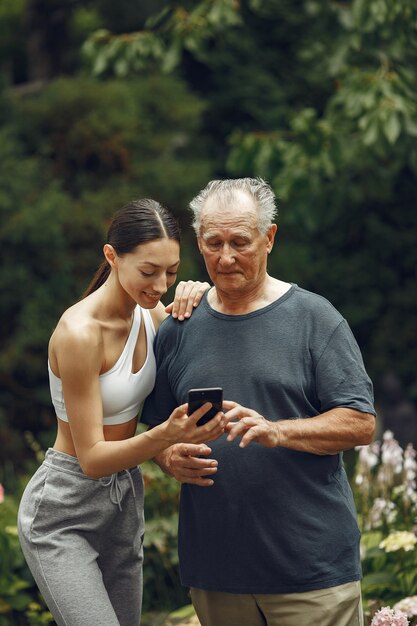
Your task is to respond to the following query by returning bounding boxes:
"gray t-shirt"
[141,284,375,594]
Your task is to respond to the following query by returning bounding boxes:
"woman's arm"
[56,322,225,478]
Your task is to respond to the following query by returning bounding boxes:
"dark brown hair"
[83,198,180,297]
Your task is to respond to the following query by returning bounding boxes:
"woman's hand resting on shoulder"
[165,280,210,321]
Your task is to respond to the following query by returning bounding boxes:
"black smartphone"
[188,387,223,426]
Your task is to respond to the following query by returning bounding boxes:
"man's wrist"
[154,445,175,476]
[275,422,282,447]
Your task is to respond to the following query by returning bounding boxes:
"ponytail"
[82,261,111,298]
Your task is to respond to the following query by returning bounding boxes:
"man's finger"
[239,427,260,448]
[177,465,218,478]
[176,457,218,470]
[222,400,238,411]
[224,407,248,421]
[181,477,215,487]
[226,419,254,440]
[178,443,212,457]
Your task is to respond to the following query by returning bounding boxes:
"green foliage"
[81,0,417,400]
[83,1,243,76]
[138,422,188,611]
[83,29,165,77]
[0,0,26,83]
[0,126,75,456]
[142,466,188,611]
[0,490,53,626]
[0,0,24,52]
[362,531,417,604]
[0,73,213,480]
[9,73,210,203]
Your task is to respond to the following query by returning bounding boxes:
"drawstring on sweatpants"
[99,470,136,511]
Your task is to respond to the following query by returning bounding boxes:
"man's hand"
[225,404,280,449]
[165,280,210,321]
[158,443,218,486]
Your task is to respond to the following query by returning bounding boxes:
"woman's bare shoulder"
[49,301,103,372]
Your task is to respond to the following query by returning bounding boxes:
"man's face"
[197,191,276,295]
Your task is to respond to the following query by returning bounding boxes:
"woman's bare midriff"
[52,417,138,458]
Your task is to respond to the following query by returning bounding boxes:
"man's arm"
[224,404,375,454]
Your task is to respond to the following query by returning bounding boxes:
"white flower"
[379,531,417,553]
[368,498,396,529]
[357,442,380,469]
[381,431,403,465]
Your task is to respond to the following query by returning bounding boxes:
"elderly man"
[142,178,375,626]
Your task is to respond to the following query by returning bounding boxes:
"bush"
[142,459,188,612]
[354,431,417,624]
[0,73,214,481]
[0,483,53,626]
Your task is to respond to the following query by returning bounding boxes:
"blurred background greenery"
[0,0,417,624]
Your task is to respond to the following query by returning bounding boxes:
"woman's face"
[115,238,180,308]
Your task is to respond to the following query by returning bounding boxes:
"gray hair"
[189,177,277,235]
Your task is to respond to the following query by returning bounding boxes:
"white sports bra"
[48,306,157,425]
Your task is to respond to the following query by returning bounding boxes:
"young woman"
[17,198,225,626]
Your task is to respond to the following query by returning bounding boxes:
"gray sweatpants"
[18,448,144,626]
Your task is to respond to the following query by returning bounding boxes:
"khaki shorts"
[191,580,363,626]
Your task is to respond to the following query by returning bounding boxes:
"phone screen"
[188,387,223,426]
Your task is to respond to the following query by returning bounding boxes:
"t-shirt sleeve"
[315,319,376,415]
[140,326,178,427]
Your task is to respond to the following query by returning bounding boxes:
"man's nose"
[219,244,235,265]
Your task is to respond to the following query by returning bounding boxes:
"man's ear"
[197,237,204,254]
[266,224,277,254]
[103,244,117,269]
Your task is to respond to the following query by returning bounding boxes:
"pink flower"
[394,596,417,618]
[371,606,409,626]
[0,483,4,503]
